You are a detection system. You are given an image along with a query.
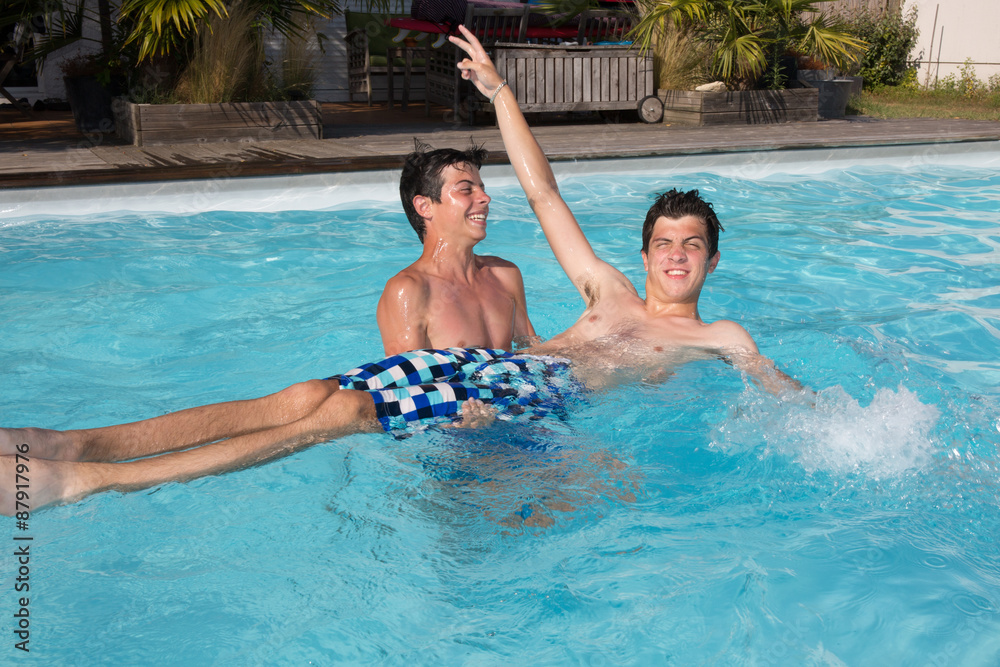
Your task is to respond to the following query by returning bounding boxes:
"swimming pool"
[2,144,999,664]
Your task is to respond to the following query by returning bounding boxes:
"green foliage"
[848,84,1000,121]
[930,59,1000,100]
[2,0,152,94]
[841,6,919,88]
[5,0,383,67]
[279,20,318,99]
[654,25,712,90]
[173,2,265,102]
[4,0,119,71]
[4,0,385,104]
[958,58,981,96]
[119,0,353,61]
[119,0,229,61]
[761,50,786,90]
[631,0,866,89]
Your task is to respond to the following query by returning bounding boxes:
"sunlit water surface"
[2,156,999,665]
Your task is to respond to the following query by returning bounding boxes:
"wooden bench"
[490,42,662,122]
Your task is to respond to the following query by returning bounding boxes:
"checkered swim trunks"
[329,348,584,434]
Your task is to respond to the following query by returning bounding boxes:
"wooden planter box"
[113,99,323,146]
[659,88,818,125]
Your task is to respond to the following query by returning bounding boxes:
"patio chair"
[424,3,530,122]
[346,11,429,107]
[576,9,635,45]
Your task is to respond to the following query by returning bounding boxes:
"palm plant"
[1,0,126,79]
[630,0,867,89]
[3,0,377,71]
[4,0,389,106]
[118,0,348,62]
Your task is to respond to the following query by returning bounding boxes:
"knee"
[277,379,339,416]
[314,389,377,429]
[334,389,377,422]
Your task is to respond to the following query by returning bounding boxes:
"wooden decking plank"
[1,116,998,188]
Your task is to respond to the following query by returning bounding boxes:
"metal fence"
[811,0,903,18]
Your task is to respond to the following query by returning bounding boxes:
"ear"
[641,250,648,272]
[413,195,433,221]
[707,251,720,274]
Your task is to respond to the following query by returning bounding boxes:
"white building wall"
[903,0,1000,85]
[264,13,351,102]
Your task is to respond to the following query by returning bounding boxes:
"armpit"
[582,280,600,308]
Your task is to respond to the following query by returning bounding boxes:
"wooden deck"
[1,103,999,189]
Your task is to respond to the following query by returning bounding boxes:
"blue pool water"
[2,148,999,664]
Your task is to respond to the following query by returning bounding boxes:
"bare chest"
[424,276,516,349]
[545,297,710,355]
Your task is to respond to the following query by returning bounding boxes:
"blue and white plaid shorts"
[329,348,583,434]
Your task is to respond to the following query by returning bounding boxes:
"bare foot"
[453,399,498,429]
[1,455,104,515]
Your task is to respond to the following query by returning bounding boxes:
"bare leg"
[1,387,380,514]
[0,379,340,462]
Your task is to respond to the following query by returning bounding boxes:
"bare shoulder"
[377,265,434,355]
[701,318,759,354]
[378,266,431,309]
[476,254,520,271]
[476,254,526,285]
[386,264,431,288]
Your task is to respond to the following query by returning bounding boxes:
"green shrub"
[654,26,712,90]
[174,3,268,103]
[931,59,1000,101]
[632,0,865,91]
[844,7,920,88]
[958,58,982,96]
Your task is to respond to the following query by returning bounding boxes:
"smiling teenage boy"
[378,146,536,355]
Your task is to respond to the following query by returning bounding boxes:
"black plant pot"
[779,55,798,87]
[63,75,119,133]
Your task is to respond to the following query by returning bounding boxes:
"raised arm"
[450,27,621,298]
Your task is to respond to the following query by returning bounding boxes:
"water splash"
[712,385,940,477]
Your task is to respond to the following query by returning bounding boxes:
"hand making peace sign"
[449,25,507,102]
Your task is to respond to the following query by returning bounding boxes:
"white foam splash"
[713,385,940,476]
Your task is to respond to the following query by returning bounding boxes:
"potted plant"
[59,50,128,132]
[6,0,387,140]
[111,0,399,144]
[113,3,328,144]
[793,53,857,119]
[631,0,867,124]
[2,0,134,132]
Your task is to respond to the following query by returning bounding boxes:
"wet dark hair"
[399,144,489,242]
[641,188,724,257]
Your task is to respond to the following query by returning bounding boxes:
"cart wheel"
[638,95,664,124]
